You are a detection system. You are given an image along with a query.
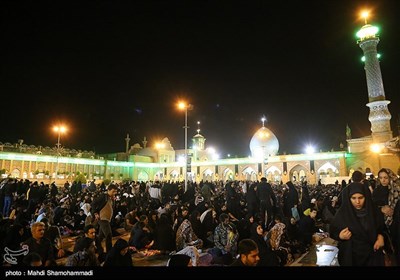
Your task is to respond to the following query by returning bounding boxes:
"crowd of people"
[0,169,399,267]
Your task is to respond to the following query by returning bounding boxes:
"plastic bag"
[291,206,300,221]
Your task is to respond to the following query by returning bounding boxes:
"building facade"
[1,17,399,185]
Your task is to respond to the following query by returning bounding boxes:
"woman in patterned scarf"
[372,168,400,264]
[372,168,400,229]
[269,215,286,251]
[175,219,203,251]
[268,215,293,265]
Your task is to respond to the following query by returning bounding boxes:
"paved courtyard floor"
[58,229,338,267]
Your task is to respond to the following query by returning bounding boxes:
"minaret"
[125,133,130,153]
[357,12,392,143]
[192,121,206,161]
[192,121,205,150]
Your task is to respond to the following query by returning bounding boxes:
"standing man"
[2,179,15,217]
[257,177,277,230]
[91,184,118,253]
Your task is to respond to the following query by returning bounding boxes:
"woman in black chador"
[103,239,133,266]
[330,182,385,266]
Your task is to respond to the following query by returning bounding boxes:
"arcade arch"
[289,164,308,182]
[265,166,282,182]
[202,168,213,182]
[138,171,149,182]
[242,166,257,181]
[223,168,234,182]
[169,170,179,182]
[11,168,20,178]
[317,162,338,178]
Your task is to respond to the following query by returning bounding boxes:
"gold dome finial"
[261,116,266,127]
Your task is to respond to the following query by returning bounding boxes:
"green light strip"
[0,151,349,169]
[107,161,134,167]
[0,152,105,165]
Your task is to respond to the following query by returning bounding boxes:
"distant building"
[1,16,399,184]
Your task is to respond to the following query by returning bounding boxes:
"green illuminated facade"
[1,15,399,184]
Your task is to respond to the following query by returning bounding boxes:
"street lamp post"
[178,102,192,192]
[184,106,188,192]
[53,125,66,183]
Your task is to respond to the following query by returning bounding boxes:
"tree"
[103,178,111,186]
[74,173,87,184]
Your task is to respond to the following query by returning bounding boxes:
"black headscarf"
[330,182,385,266]
[336,183,377,240]
[103,239,132,266]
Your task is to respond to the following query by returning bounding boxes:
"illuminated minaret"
[125,133,130,153]
[356,11,392,143]
[192,121,205,161]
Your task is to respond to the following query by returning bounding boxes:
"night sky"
[1,0,400,157]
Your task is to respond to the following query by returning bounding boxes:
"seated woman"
[176,219,203,251]
[103,239,133,266]
[175,219,203,266]
[250,223,279,266]
[267,215,293,266]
